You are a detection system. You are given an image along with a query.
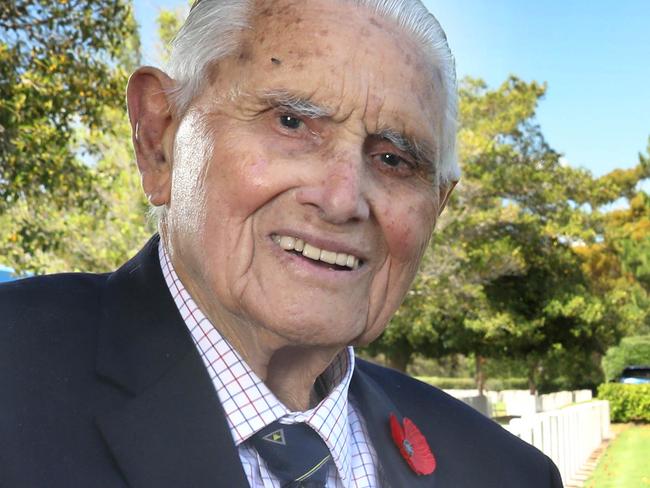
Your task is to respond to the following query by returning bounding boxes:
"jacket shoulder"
[355,357,499,429]
[0,272,108,376]
[0,272,107,331]
[355,358,562,487]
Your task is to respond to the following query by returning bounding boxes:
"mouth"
[271,234,362,271]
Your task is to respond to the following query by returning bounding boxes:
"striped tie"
[249,420,332,487]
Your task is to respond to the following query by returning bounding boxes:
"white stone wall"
[504,400,610,486]
[573,389,593,403]
[499,390,538,416]
[442,388,595,422]
[442,389,493,417]
[441,387,604,485]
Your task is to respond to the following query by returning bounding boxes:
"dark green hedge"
[417,377,528,390]
[417,377,476,389]
[597,383,650,423]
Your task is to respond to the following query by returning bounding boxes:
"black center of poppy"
[403,439,414,457]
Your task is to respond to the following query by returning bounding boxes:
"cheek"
[204,139,275,219]
[382,201,436,266]
[247,156,270,181]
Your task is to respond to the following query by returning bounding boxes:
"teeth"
[302,243,321,260]
[279,236,295,250]
[272,234,360,270]
[335,253,348,266]
[320,250,337,264]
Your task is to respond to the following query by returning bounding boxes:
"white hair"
[164,0,460,187]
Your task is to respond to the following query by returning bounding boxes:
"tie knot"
[249,420,332,487]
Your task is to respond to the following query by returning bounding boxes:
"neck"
[261,343,344,410]
[217,315,344,411]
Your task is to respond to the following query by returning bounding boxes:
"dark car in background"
[619,365,650,384]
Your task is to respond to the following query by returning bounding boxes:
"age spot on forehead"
[237,40,253,63]
[271,1,298,17]
[207,63,220,86]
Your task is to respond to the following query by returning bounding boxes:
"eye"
[364,135,422,178]
[379,153,404,168]
[279,114,302,130]
[374,152,417,176]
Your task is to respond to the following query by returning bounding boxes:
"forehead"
[208,0,442,142]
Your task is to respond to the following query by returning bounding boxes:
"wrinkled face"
[166,0,446,348]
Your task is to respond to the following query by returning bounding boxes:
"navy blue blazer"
[0,236,562,487]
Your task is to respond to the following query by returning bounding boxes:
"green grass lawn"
[585,424,650,487]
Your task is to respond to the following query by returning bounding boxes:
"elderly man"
[1,0,562,487]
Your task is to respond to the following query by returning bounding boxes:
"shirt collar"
[158,240,357,482]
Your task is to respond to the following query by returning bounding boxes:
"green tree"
[602,335,650,382]
[0,107,152,274]
[577,142,650,339]
[0,0,138,208]
[0,0,148,274]
[156,6,186,62]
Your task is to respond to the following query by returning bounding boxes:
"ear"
[126,66,176,206]
[437,180,458,216]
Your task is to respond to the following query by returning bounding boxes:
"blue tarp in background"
[0,265,17,283]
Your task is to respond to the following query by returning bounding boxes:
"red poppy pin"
[389,413,436,475]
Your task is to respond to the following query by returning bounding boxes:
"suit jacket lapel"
[95,235,249,488]
[350,363,437,488]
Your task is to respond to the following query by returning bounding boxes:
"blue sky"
[134,0,650,179]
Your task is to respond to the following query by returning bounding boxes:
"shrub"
[490,377,530,390]
[417,377,476,389]
[602,335,650,381]
[416,377,528,390]
[597,383,650,422]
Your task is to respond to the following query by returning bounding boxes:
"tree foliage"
[602,335,650,382]
[577,142,650,337]
[0,0,148,274]
[0,0,139,208]
[156,5,186,62]
[0,107,152,273]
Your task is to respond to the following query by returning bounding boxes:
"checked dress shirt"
[159,242,381,488]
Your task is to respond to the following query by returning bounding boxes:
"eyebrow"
[257,89,333,118]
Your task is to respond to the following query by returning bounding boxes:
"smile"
[271,234,361,270]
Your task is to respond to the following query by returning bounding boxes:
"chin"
[266,318,365,349]
[349,325,386,348]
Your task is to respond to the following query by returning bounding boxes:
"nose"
[295,154,370,224]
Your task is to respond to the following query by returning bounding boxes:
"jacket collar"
[95,235,249,488]
[351,360,437,488]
